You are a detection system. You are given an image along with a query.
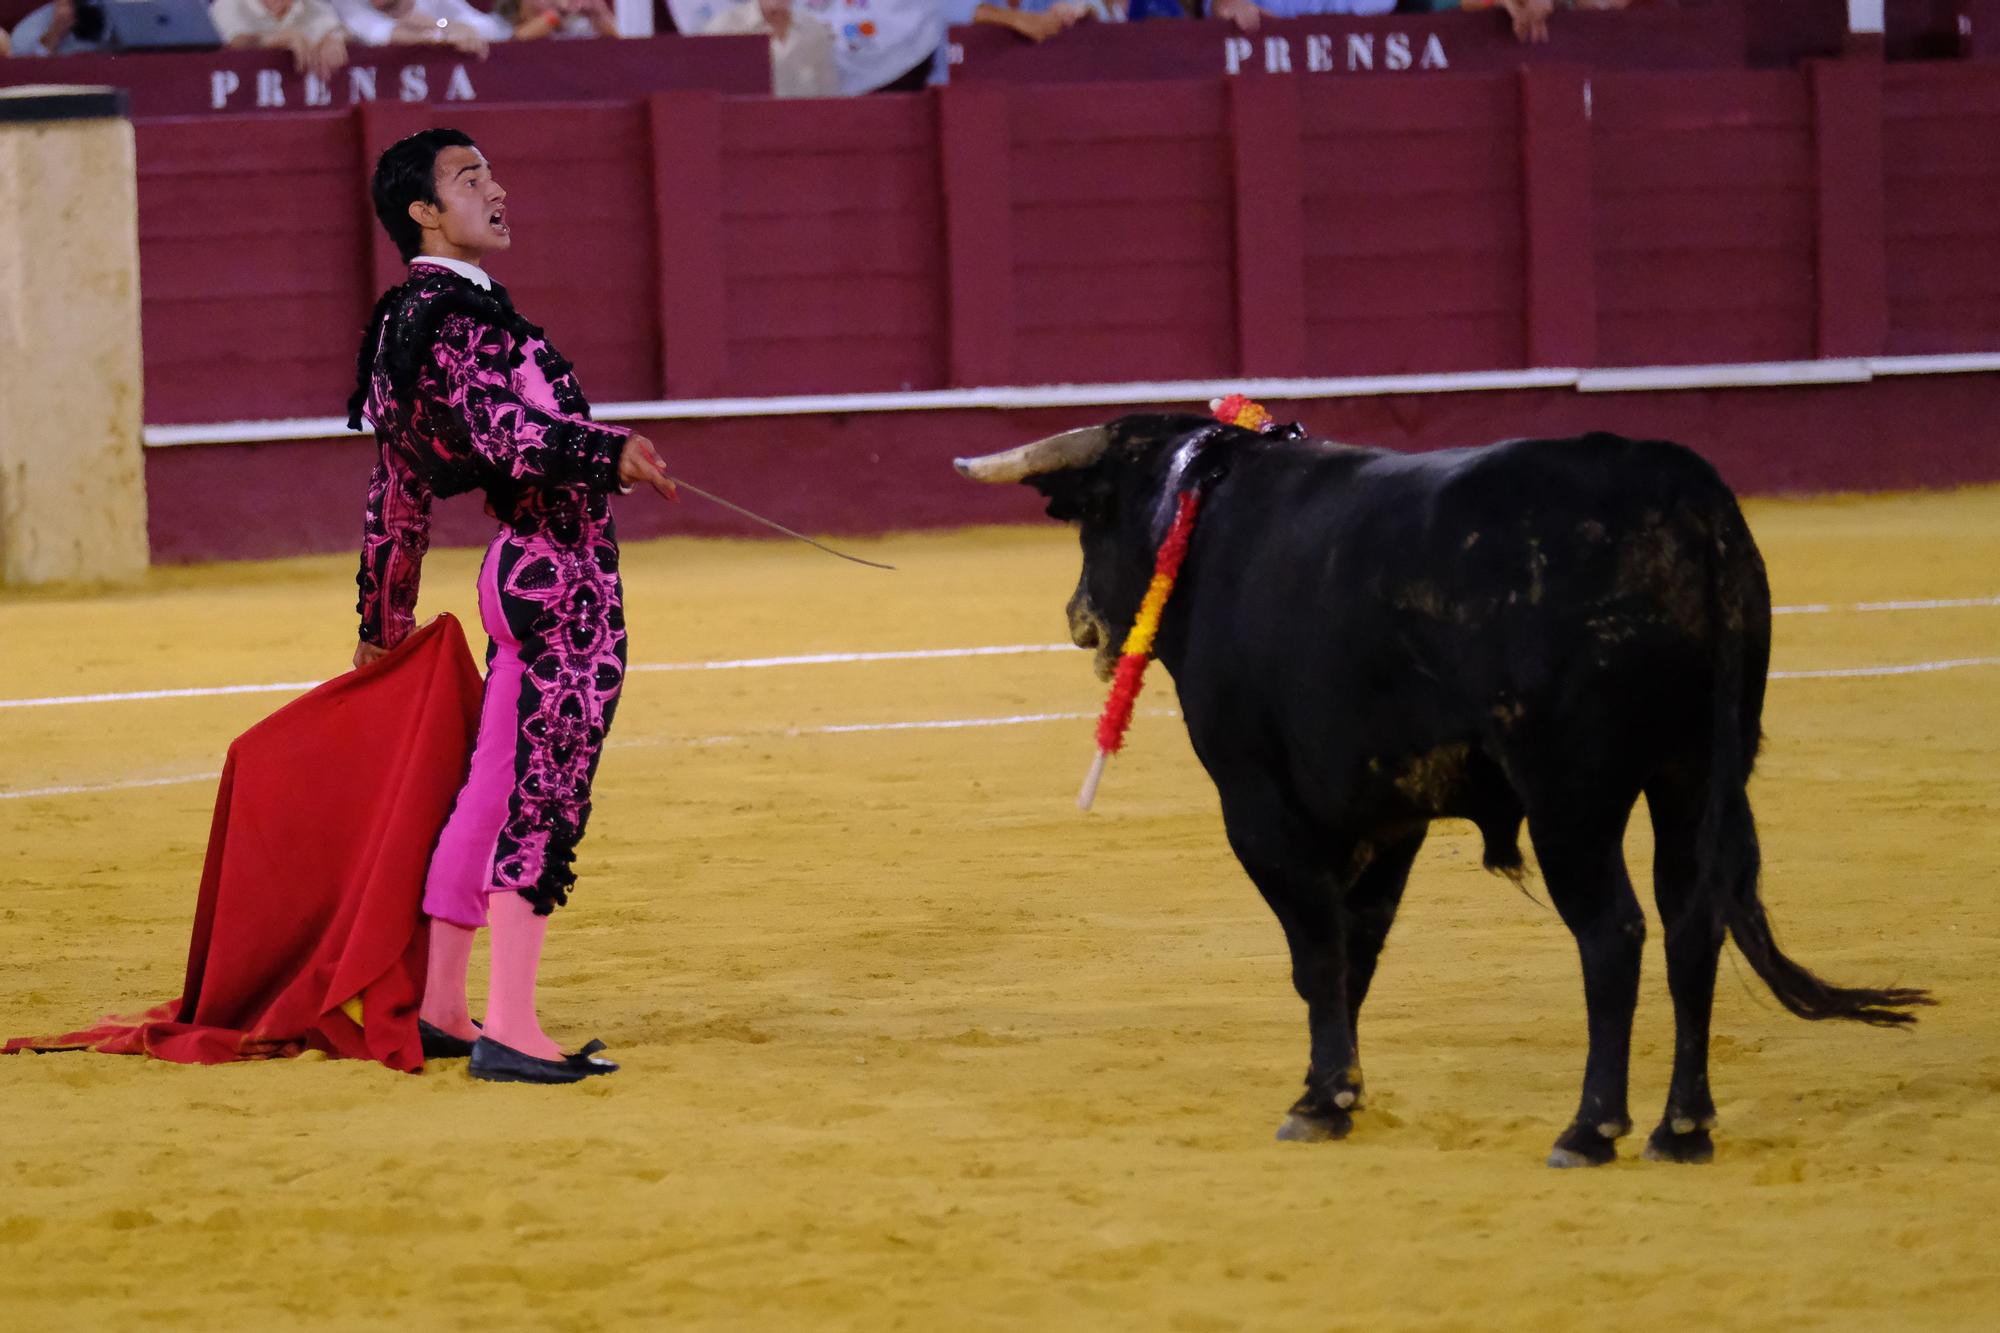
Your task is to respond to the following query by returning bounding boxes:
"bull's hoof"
[1275,1109,1352,1143]
[1642,1121,1716,1165]
[1546,1119,1626,1168]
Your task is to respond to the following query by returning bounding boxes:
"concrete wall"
[0,101,147,587]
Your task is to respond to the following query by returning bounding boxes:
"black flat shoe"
[469,1036,591,1085]
[567,1039,618,1077]
[418,1019,479,1060]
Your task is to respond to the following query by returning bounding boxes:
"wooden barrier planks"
[721,94,946,397]
[1006,82,1237,386]
[127,60,2000,429]
[1591,70,1818,367]
[136,117,368,425]
[1298,74,1527,376]
[1882,62,2000,354]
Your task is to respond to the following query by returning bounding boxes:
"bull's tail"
[1696,504,1935,1028]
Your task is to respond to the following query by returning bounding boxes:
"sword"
[664,477,896,571]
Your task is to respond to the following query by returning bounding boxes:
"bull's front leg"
[1240,854,1364,1143]
[1216,780,1364,1141]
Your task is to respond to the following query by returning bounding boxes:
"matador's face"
[419,145,512,260]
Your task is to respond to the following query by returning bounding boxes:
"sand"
[2,489,1998,1331]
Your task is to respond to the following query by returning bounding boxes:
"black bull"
[956,413,1931,1167]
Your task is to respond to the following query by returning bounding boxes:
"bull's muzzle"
[1067,592,1117,681]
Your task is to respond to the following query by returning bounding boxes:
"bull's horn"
[953,426,1111,484]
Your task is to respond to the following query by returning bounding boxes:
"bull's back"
[1173,432,1769,769]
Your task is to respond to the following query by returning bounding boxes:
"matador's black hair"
[370,127,476,263]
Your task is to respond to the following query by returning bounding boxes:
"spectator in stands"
[1497,0,1551,41]
[1399,0,1631,42]
[500,0,619,39]
[676,0,938,93]
[840,0,940,93]
[8,0,112,55]
[698,0,840,97]
[846,0,945,93]
[1209,0,1394,29]
[330,0,511,53]
[213,0,351,78]
[955,0,1102,44]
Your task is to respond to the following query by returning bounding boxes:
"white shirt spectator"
[331,0,512,45]
[212,0,345,44]
[699,0,839,99]
[671,0,939,94]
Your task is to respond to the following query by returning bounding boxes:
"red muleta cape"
[4,615,482,1071]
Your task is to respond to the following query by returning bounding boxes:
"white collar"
[410,255,492,290]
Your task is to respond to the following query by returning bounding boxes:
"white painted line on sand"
[1773,594,2000,616]
[0,710,1125,801]
[3,594,1994,712]
[0,646,1069,711]
[627,644,1070,675]
[0,771,223,802]
[7,651,1998,804]
[1767,656,2000,680]
[0,681,328,710]
[673,709,1111,748]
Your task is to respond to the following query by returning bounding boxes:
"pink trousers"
[421,538,523,929]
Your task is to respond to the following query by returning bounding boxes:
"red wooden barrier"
[1521,66,1595,368]
[1229,77,1308,378]
[1974,0,2000,56]
[1590,70,1817,366]
[652,92,728,399]
[1811,59,1888,359]
[1008,82,1237,385]
[720,94,946,395]
[137,117,370,425]
[1298,73,1524,376]
[1882,61,2000,353]
[124,57,2000,430]
[940,84,1014,388]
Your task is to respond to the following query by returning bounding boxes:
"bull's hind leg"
[1527,805,1646,1167]
[1640,775,1723,1164]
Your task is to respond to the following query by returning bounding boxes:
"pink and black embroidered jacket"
[347,266,630,649]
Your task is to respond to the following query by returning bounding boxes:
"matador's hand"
[354,639,389,670]
[618,434,679,502]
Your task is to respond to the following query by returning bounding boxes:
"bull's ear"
[1026,466,1111,524]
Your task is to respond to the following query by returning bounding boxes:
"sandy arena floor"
[3,489,1998,1331]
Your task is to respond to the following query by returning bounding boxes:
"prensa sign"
[208,62,480,111]
[1223,30,1452,76]
[949,12,1748,85]
[0,36,770,119]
